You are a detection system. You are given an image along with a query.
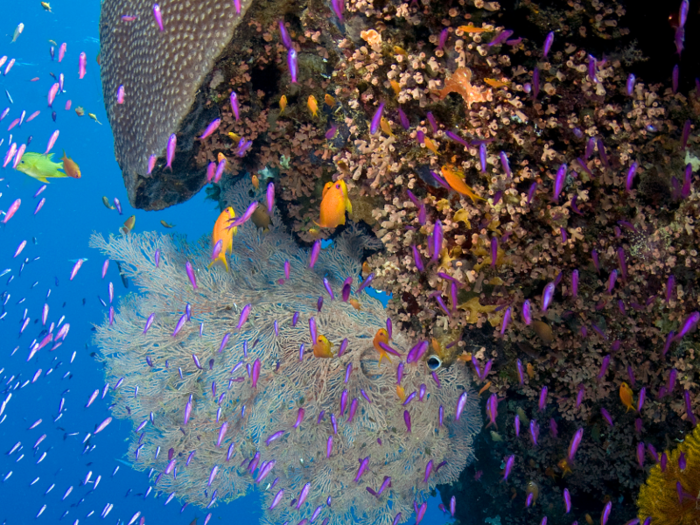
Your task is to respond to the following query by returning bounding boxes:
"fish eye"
[427,355,442,371]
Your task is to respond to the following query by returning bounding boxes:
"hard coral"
[100,0,254,209]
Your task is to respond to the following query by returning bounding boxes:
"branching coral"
[89,179,481,525]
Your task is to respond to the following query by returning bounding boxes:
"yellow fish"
[393,46,407,55]
[373,328,391,365]
[458,24,490,33]
[316,179,352,229]
[307,95,318,117]
[279,95,287,113]
[120,215,136,236]
[441,165,484,204]
[396,385,406,403]
[14,152,68,183]
[102,196,116,210]
[324,94,336,107]
[209,207,237,272]
[227,132,240,143]
[60,151,81,179]
[160,220,175,228]
[380,117,393,137]
[313,335,334,358]
[88,113,102,125]
[424,136,439,154]
[390,80,401,96]
[619,382,635,412]
[251,174,259,190]
[484,78,508,88]
[349,298,362,311]
[41,2,51,12]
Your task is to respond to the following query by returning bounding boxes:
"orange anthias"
[208,207,237,272]
[373,328,391,365]
[619,382,635,412]
[60,151,81,178]
[317,180,352,229]
[441,165,484,204]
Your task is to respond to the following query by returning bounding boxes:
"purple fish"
[354,458,369,482]
[370,102,384,135]
[553,164,566,200]
[404,410,411,432]
[236,304,252,330]
[309,240,321,268]
[503,454,515,481]
[411,244,424,272]
[479,143,487,173]
[199,118,221,140]
[279,21,292,49]
[516,359,524,384]
[166,134,176,171]
[287,49,298,83]
[600,407,614,427]
[500,151,511,178]
[432,220,443,262]
[143,313,155,334]
[153,4,164,31]
[541,282,555,311]
[500,307,511,335]
[538,386,548,411]
[331,0,344,22]
[568,428,583,461]
[626,74,636,95]
[601,502,612,525]
[543,31,554,58]
[185,261,197,289]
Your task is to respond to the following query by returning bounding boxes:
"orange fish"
[424,136,439,154]
[208,207,237,272]
[279,95,287,113]
[251,174,259,190]
[458,24,490,33]
[484,78,508,88]
[396,385,406,403]
[307,95,318,117]
[316,179,352,229]
[478,381,492,395]
[619,382,635,412]
[324,94,336,106]
[390,80,401,96]
[60,151,81,178]
[313,335,334,358]
[380,117,393,137]
[526,362,535,379]
[349,298,362,310]
[120,215,135,236]
[373,328,391,365]
[558,458,572,477]
[441,165,484,204]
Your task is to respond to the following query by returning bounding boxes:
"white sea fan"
[90,178,481,525]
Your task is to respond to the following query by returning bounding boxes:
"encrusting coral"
[89,179,482,525]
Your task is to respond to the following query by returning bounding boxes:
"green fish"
[14,152,68,183]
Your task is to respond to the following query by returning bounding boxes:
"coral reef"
[638,424,700,525]
[89,179,481,525]
[99,0,700,520]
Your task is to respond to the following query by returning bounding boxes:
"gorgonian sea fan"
[90,179,481,525]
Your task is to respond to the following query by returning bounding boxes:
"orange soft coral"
[435,67,492,108]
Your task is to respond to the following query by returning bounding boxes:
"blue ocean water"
[0,3,452,524]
